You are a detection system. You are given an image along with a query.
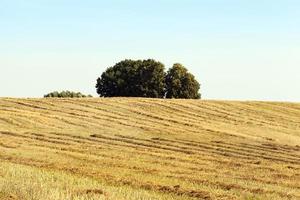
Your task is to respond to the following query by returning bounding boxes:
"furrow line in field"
[0,131,73,146]
[45,132,238,165]
[114,135,300,164]
[2,130,294,176]
[51,101,184,134]
[7,100,192,134]
[129,100,208,124]
[188,101,300,129]
[0,153,216,200]
[247,102,300,120]
[167,175,299,199]
[179,136,300,154]
[230,102,300,128]
[97,102,207,134]
[212,141,300,159]
[25,139,227,177]
[48,131,300,165]
[1,139,298,198]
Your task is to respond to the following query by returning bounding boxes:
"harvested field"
[0,98,299,200]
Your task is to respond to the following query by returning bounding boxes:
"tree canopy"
[96,59,201,99]
[44,91,92,98]
[96,59,165,98]
[165,63,201,99]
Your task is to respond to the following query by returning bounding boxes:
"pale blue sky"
[0,0,299,101]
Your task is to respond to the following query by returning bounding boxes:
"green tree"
[137,60,166,97]
[96,59,166,98]
[60,91,67,98]
[44,91,92,98]
[50,91,59,98]
[165,63,201,99]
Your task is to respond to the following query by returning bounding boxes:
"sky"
[0,0,299,101]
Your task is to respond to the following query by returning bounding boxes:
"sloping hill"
[0,98,299,200]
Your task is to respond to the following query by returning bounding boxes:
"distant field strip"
[0,98,300,200]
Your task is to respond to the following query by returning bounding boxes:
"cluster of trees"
[96,59,200,99]
[44,91,92,98]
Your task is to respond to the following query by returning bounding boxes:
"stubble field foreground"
[0,98,299,200]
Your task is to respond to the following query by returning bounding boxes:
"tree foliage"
[96,59,201,99]
[96,59,166,98]
[165,63,201,99]
[44,91,92,98]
